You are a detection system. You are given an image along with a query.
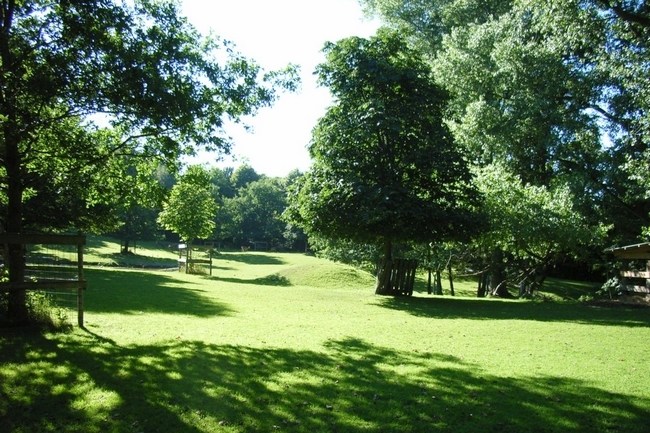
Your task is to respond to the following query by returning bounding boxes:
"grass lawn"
[1,243,649,432]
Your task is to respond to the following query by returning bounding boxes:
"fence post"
[77,235,85,327]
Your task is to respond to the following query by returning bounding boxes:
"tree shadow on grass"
[377,296,650,328]
[1,332,648,433]
[208,273,292,287]
[92,252,178,268]
[216,252,286,265]
[85,268,234,317]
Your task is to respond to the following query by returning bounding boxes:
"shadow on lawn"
[217,252,286,265]
[84,268,233,317]
[208,273,292,287]
[1,332,648,433]
[98,252,178,267]
[378,296,650,328]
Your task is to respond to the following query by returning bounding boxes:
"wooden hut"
[607,242,650,294]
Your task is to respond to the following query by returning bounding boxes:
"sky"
[181,0,380,177]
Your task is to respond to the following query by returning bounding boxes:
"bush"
[0,291,72,331]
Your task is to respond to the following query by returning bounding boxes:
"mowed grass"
[1,248,649,433]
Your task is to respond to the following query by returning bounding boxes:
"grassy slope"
[1,241,649,433]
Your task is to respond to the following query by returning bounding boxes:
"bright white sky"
[181,0,380,177]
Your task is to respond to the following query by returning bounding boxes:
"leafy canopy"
[288,30,481,246]
[0,0,298,233]
[157,166,217,244]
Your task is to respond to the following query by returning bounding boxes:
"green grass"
[1,246,649,433]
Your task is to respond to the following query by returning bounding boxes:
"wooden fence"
[0,233,86,326]
[378,258,419,296]
[620,269,650,294]
[178,243,214,275]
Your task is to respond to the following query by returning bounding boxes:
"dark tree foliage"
[287,30,482,294]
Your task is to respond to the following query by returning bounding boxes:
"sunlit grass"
[1,246,649,433]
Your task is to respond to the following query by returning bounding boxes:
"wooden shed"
[607,242,650,294]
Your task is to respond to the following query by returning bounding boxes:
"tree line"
[114,163,306,253]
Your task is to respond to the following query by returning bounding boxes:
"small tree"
[158,166,217,248]
[473,163,606,297]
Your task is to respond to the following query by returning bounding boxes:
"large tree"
[362,0,650,245]
[287,30,482,295]
[0,0,296,322]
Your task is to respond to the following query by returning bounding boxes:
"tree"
[362,0,650,245]
[473,163,605,297]
[220,177,288,248]
[287,30,482,295]
[112,161,174,254]
[230,164,261,190]
[0,0,297,322]
[157,166,217,246]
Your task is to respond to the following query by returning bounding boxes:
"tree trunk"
[447,262,455,296]
[426,247,432,294]
[477,272,488,297]
[5,128,28,323]
[489,248,510,297]
[435,269,443,295]
[2,7,29,324]
[375,239,394,295]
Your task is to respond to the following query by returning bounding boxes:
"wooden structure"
[178,243,214,275]
[0,233,87,326]
[377,258,419,296]
[607,242,650,294]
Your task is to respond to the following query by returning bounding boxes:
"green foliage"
[363,0,650,243]
[157,165,217,244]
[473,163,607,294]
[308,235,382,273]
[219,177,288,246]
[475,163,603,256]
[0,291,71,331]
[288,30,481,248]
[230,164,261,190]
[0,0,297,234]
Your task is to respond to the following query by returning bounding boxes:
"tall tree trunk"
[375,239,394,295]
[2,2,28,323]
[426,247,432,294]
[121,238,131,254]
[5,130,28,323]
[489,248,509,297]
[477,272,488,297]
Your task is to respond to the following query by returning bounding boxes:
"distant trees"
[219,177,288,248]
[286,30,482,295]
